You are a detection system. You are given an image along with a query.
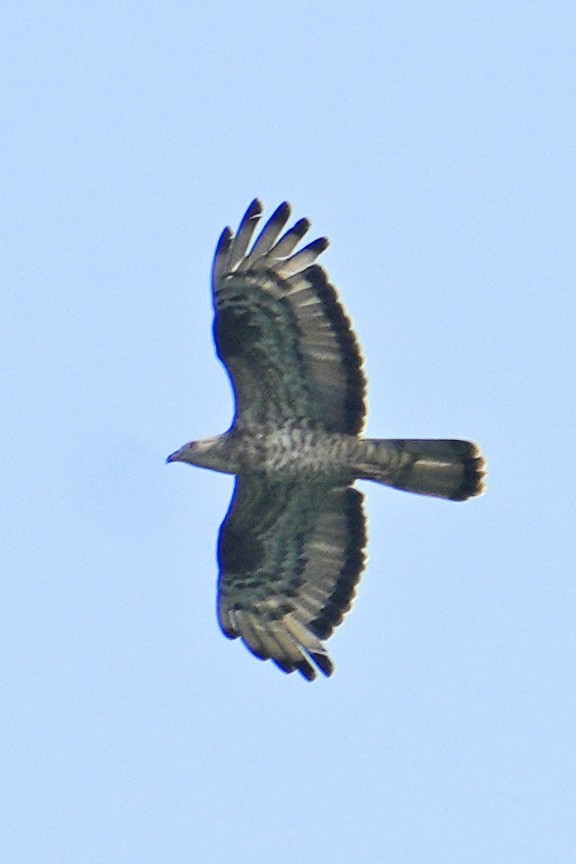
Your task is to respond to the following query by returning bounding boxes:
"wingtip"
[245,198,263,221]
[211,226,234,287]
[309,650,334,678]
[310,236,330,254]
[274,200,291,218]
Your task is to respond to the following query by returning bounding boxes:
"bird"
[167,200,485,681]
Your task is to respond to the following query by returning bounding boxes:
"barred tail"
[355,439,486,501]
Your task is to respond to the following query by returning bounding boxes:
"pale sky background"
[2,2,575,862]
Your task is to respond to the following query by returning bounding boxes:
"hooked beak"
[166,446,187,464]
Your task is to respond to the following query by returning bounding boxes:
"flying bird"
[168,200,485,681]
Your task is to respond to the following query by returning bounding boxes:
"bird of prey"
[167,200,485,681]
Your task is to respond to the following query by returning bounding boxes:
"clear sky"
[2,2,575,861]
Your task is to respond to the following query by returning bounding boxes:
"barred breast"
[234,425,359,480]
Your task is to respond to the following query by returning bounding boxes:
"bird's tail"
[353,439,486,501]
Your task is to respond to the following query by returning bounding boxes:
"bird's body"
[168,200,485,681]
[171,425,480,495]
[171,425,358,479]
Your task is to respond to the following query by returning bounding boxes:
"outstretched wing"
[212,200,366,434]
[217,476,366,680]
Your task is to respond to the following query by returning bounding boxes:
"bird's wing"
[216,476,366,680]
[212,200,366,433]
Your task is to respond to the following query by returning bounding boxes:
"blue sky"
[2,2,575,861]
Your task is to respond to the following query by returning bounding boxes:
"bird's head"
[166,436,236,473]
